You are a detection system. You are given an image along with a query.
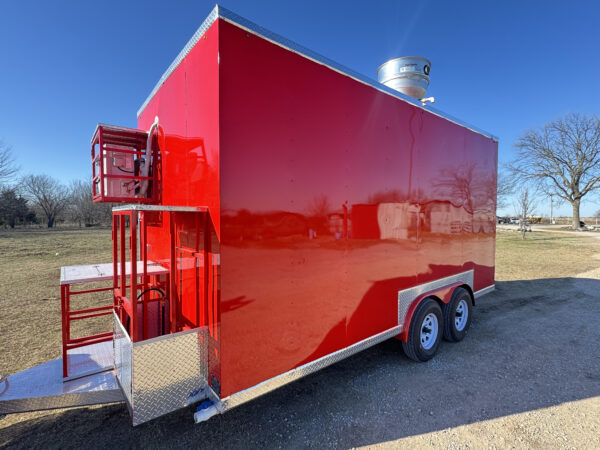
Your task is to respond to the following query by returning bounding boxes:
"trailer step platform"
[0,341,124,415]
[64,340,115,381]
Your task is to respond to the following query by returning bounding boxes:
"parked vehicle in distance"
[528,216,542,224]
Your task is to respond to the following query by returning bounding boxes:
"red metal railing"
[60,206,209,377]
[113,209,170,343]
[60,283,116,378]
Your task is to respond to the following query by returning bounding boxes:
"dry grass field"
[494,229,600,280]
[0,228,113,375]
[1,227,599,448]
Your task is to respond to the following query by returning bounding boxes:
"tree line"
[0,141,111,228]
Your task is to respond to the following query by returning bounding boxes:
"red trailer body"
[135,7,496,403]
[0,6,497,425]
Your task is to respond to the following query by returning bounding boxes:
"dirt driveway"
[1,232,600,449]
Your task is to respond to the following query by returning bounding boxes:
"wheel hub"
[420,312,439,350]
[455,299,469,331]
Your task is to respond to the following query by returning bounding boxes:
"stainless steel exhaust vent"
[377,57,431,99]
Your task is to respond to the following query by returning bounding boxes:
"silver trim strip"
[113,311,133,409]
[136,6,498,142]
[474,284,495,299]
[376,56,432,74]
[219,325,402,411]
[112,204,207,212]
[131,323,201,347]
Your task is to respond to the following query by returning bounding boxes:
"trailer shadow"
[2,276,600,449]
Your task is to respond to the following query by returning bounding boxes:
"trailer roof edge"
[136,4,220,119]
[136,5,499,142]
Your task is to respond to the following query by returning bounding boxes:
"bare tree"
[68,179,112,226]
[69,180,92,226]
[0,140,18,185]
[434,163,476,213]
[496,170,513,210]
[306,194,331,218]
[21,174,69,227]
[513,187,536,239]
[510,113,600,229]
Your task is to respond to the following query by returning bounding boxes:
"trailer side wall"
[217,19,496,397]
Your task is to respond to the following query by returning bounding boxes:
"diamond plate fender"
[396,270,474,341]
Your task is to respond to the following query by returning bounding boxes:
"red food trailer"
[0,6,497,425]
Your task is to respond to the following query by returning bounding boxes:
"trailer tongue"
[1,5,497,426]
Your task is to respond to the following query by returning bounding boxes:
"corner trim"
[474,284,495,299]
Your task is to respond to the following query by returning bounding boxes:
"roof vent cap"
[377,56,431,100]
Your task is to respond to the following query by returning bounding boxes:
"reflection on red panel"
[135,17,496,399]
[217,19,495,396]
[138,21,221,236]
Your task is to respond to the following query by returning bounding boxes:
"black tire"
[442,287,473,342]
[402,298,443,362]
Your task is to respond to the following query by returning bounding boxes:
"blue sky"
[1,0,599,216]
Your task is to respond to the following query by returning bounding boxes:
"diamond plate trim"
[397,270,474,330]
[136,6,497,141]
[0,389,123,415]
[220,325,401,411]
[131,327,208,425]
[113,312,209,425]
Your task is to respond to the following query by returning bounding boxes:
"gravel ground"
[3,274,599,448]
[1,233,599,449]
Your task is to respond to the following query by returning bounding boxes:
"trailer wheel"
[442,287,473,342]
[402,298,443,362]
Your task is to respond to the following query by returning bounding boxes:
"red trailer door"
[173,211,221,396]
